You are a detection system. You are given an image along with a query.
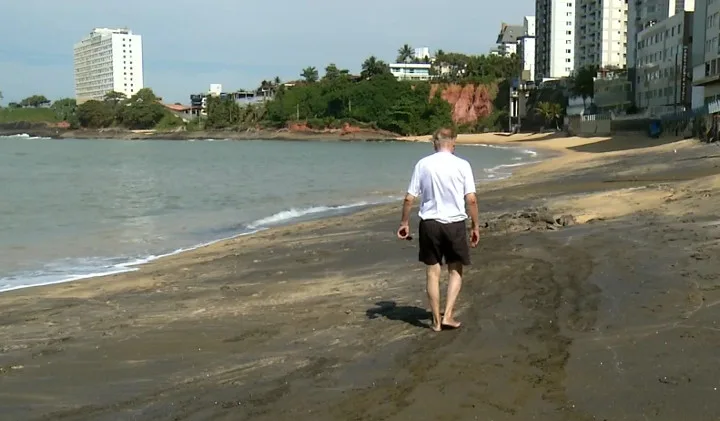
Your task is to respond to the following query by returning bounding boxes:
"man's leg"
[442,262,463,328]
[418,219,443,332]
[441,221,471,328]
[426,263,442,332]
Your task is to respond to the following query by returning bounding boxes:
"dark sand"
[3,134,720,420]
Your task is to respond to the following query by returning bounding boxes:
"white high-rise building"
[518,16,537,81]
[413,47,430,61]
[535,0,576,80]
[73,28,144,103]
[575,0,628,69]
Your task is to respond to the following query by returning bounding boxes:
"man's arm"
[401,164,421,225]
[463,162,479,228]
[465,192,479,229]
[401,193,416,225]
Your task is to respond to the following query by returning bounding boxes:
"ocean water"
[0,134,537,292]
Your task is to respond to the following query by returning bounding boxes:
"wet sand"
[3,134,720,420]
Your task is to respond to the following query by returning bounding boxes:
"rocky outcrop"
[481,207,577,234]
[430,83,499,125]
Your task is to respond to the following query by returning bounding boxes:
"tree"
[301,66,319,83]
[360,56,391,79]
[397,44,414,63]
[535,101,563,130]
[323,63,349,81]
[206,95,240,129]
[51,98,79,127]
[117,88,166,129]
[103,91,127,105]
[19,95,50,108]
[569,65,597,109]
[430,52,519,83]
[77,100,115,128]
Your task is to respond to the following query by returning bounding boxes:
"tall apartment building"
[73,28,144,103]
[628,0,695,106]
[691,0,720,107]
[575,0,629,69]
[628,0,696,69]
[635,11,694,110]
[518,16,537,81]
[535,0,576,80]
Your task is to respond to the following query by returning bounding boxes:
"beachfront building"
[389,63,432,81]
[190,83,275,116]
[73,28,144,103]
[535,0,576,80]
[691,0,720,108]
[635,11,694,112]
[518,16,537,81]
[575,0,628,70]
[496,23,524,57]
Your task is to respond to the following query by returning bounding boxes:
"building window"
[566,30,572,35]
[566,49,572,53]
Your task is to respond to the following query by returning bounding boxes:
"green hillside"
[0,108,59,123]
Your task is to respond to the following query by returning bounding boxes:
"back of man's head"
[432,127,456,150]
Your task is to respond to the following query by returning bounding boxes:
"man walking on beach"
[397,128,480,332]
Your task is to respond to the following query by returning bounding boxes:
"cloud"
[0,0,533,103]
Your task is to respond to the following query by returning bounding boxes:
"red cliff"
[431,83,498,125]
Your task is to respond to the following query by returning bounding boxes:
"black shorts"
[418,219,471,266]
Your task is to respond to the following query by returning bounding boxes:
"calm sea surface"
[0,134,537,292]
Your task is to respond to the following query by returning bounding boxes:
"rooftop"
[496,23,524,44]
[91,27,133,35]
[389,63,432,69]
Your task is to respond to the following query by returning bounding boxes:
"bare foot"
[441,318,462,329]
[430,323,442,332]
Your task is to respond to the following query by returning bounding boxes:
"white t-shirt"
[407,151,476,224]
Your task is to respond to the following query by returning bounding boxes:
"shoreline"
[0,126,402,142]
[7,132,720,419]
[0,141,543,295]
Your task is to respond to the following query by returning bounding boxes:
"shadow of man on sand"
[366,301,430,329]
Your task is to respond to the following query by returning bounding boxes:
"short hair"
[432,127,456,143]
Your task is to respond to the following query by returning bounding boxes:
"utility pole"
[518,81,523,131]
[296,103,300,120]
[508,80,513,132]
[674,51,679,114]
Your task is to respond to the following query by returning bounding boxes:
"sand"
[3,132,720,420]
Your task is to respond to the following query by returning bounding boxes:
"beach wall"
[567,116,612,136]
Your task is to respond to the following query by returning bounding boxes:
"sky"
[0,0,533,104]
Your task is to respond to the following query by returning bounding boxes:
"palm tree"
[535,101,563,130]
[397,44,414,63]
[360,56,390,79]
[301,67,319,83]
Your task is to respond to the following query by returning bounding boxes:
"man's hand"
[397,223,410,240]
[470,227,480,247]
